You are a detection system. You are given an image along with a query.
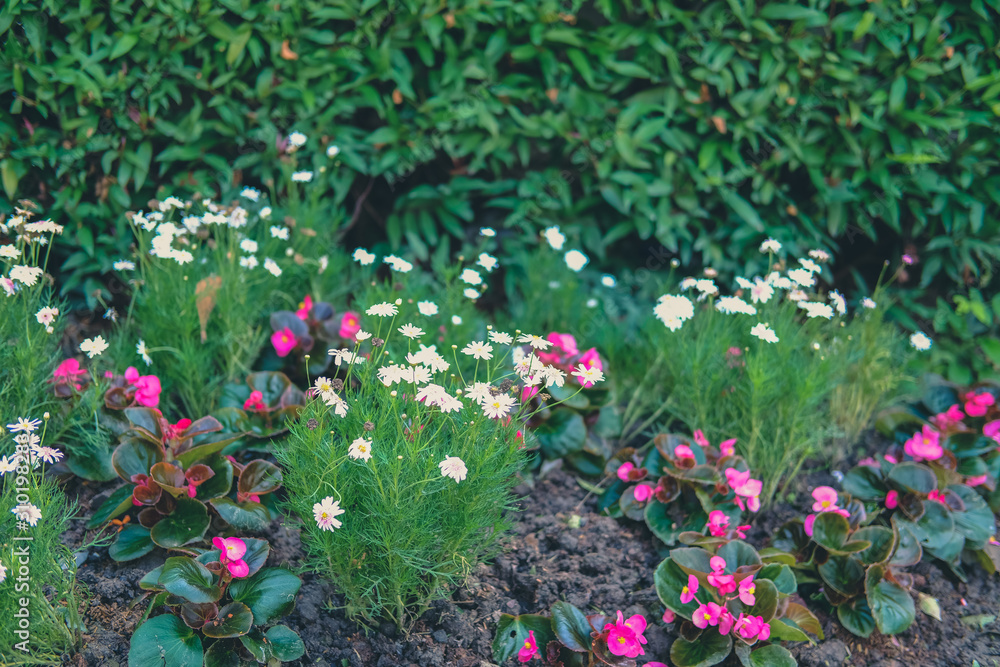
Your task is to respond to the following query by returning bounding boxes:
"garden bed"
[63,458,1000,667]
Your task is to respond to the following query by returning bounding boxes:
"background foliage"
[1,0,998,373]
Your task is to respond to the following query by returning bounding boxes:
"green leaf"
[784,602,824,639]
[866,565,916,634]
[654,558,701,620]
[202,602,253,638]
[669,631,732,667]
[237,460,283,496]
[228,568,300,625]
[150,496,210,549]
[112,438,164,481]
[239,629,273,663]
[949,484,994,543]
[841,466,887,501]
[818,555,865,598]
[888,462,937,494]
[159,557,222,604]
[109,525,155,562]
[746,578,778,622]
[717,539,762,571]
[811,511,850,551]
[853,526,896,565]
[838,596,876,638]
[210,497,272,531]
[749,644,796,666]
[66,446,117,482]
[129,615,203,667]
[87,485,135,529]
[1,160,19,199]
[550,601,592,652]
[203,640,240,667]
[110,34,140,60]
[139,565,165,591]
[766,618,811,642]
[266,625,305,661]
[758,563,797,595]
[492,614,554,663]
[534,409,587,459]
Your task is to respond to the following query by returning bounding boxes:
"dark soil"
[61,454,1000,667]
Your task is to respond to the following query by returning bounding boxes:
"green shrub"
[1,0,997,309]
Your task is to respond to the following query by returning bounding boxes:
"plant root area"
[62,460,1000,666]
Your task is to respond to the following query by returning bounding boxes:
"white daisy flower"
[35,307,59,325]
[7,417,41,433]
[356,330,372,341]
[564,250,589,272]
[291,171,313,182]
[482,394,516,420]
[749,278,774,304]
[240,187,261,202]
[750,323,779,344]
[366,302,398,317]
[263,258,282,277]
[11,503,42,526]
[477,253,498,272]
[462,341,493,360]
[808,249,831,262]
[113,259,136,271]
[313,497,345,531]
[517,333,552,350]
[862,297,877,309]
[461,268,482,285]
[799,258,822,273]
[488,331,512,345]
[326,145,340,158]
[10,265,44,286]
[240,239,258,253]
[759,238,782,253]
[715,296,757,316]
[0,245,20,259]
[288,131,308,147]
[80,336,109,358]
[451,315,462,325]
[463,288,480,300]
[417,301,438,316]
[799,301,835,319]
[259,206,272,219]
[571,364,605,385]
[439,456,468,483]
[353,248,376,265]
[601,274,616,288]
[137,339,153,366]
[240,255,259,269]
[399,323,424,339]
[480,227,496,237]
[829,290,847,315]
[542,226,565,250]
[910,332,932,351]
[270,226,290,240]
[348,437,373,462]
[787,268,815,287]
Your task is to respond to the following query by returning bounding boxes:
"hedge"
[1,0,998,301]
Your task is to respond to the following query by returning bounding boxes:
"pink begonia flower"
[811,486,840,512]
[884,454,899,464]
[646,664,669,667]
[738,576,757,605]
[604,611,648,658]
[633,484,654,503]
[736,614,770,642]
[965,391,996,418]
[296,295,314,320]
[707,510,730,537]
[707,557,736,594]
[212,536,250,577]
[271,327,298,357]
[575,348,603,388]
[338,311,361,340]
[617,462,635,482]
[164,418,192,441]
[931,404,967,430]
[693,429,710,449]
[986,420,1000,444]
[858,457,880,468]
[717,610,735,635]
[719,438,737,457]
[709,556,727,572]
[804,513,816,537]
[692,602,724,629]
[674,445,695,460]
[517,630,538,663]
[736,525,750,539]
[537,332,578,365]
[243,390,266,412]
[680,574,699,604]
[903,425,943,462]
[521,385,540,402]
[662,609,676,623]
[725,468,762,512]
[927,489,947,505]
[886,490,899,509]
[124,366,162,407]
[967,474,988,487]
[52,358,88,389]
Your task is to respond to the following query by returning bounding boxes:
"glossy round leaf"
[887,462,937,494]
[717,539,762,572]
[87,485,135,529]
[811,511,850,551]
[202,601,253,638]
[203,640,241,667]
[239,629,272,663]
[840,466,886,501]
[948,484,994,544]
[865,566,916,635]
[783,602,824,639]
[492,613,554,663]
[654,558,701,620]
[128,614,203,667]
[66,446,117,481]
[150,496,210,549]
[817,555,865,598]
[158,557,222,604]
[745,578,778,622]
[124,407,165,441]
[669,631,732,667]
[237,460,283,496]
[109,525,155,562]
[228,567,300,625]
[210,497,273,531]
[748,644,796,667]
[837,595,876,638]
[853,525,896,565]
[265,625,306,661]
[758,563,797,595]
[194,455,234,501]
[112,437,163,481]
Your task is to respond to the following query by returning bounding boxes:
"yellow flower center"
[281,335,289,343]
[682,586,689,594]
[348,318,356,326]
[321,512,328,519]
[703,613,711,620]
[299,301,306,310]
[359,445,367,453]
[749,584,755,594]
[820,500,831,508]
[524,641,531,648]
[617,637,626,644]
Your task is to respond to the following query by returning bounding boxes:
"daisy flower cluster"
[0,208,62,296]
[1,416,62,529]
[654,239,877,344]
